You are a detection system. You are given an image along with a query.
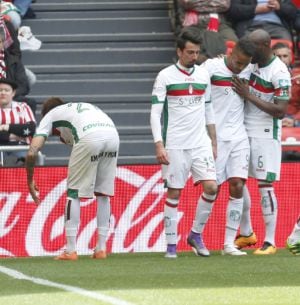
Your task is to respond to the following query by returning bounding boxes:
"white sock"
[289,216,300,243]
[192,193,215,233]
[96,196,111,251]
[240,185,253,236]
[224,197,243,246]
[259,184,277,246]
[65,197,80,253]
[164,198,178,245]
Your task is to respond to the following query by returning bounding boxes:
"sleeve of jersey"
[204,79,215,125]
[273,67,291,102]
[34,113,53,138]
[150,73,166,143]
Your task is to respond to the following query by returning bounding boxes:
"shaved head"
[248,29,271,47]
[247,29,272,65]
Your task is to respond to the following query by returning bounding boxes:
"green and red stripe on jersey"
[211,75,233,87]
[249,73,274,94]
[166,83,207,96]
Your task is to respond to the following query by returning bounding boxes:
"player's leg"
[223,178,247,255]
[163,149,190,258]
[287,215,300,255]
[251,138,280,255]
[223,142,249,255]
[55,143,90,261]
[54,194,80,261]
[188,146,217,257]
[94,195,110,259]
[93,133,119,259]
[253,180,277,255]
[235,185,257,249]
[164,189,180,258]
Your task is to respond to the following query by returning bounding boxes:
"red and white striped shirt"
[0,101,36,144]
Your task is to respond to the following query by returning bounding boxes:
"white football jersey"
[151,64,212,149]
[35,103,116,145]
[202,57,251,141]
[245,56,291,139]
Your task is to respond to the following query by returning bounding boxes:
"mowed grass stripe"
[0,265,135,305]
[0,250,300,305]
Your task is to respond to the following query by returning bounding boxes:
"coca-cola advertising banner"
[0,164,299,257]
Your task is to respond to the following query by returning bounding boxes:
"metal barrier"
[0,145,45,166]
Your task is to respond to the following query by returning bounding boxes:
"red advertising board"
[0,164,299,257]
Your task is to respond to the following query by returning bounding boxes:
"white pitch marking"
[0,265,135,305]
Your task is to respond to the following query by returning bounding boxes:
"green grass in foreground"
[0,250,300,305]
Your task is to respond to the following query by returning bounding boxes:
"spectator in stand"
[0,22,36,113]
[0,1,22,30]
[177,0,238,59]
[272,42,300,128]
[13,0,35,19]
[226,0,297,42]
[0,78,35,166]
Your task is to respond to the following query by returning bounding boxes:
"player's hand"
[28,180,41,204]
[232,77,250,99]
[155,141,169,165]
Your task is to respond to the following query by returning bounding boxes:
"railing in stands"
[0,145,45,166]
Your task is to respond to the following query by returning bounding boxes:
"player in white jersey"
[0,79,36,165]
[26,97,119,260]
[286,215,300,255]
[150,26,218,258]
[232,30,291,255]
[201,37,256,255]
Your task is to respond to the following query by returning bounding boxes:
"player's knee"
[229,178,245,198]
[203,181,218,196]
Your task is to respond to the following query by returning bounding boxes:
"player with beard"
[150,26,218,258]
[201,37,256,255]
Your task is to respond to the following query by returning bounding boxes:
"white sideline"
[0,265,135,305]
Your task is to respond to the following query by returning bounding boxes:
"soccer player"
[150,26,218,258]
[232,29,291,254]
[201,37,256,255]
[25,98,119,260]
[286,216,300,255]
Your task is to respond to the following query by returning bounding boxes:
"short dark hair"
[235,37,256,57]
[272,42,290,51]
[176,26,202,50]
[41,97,64,117]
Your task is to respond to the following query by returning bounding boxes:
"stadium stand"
[20,0,175,165]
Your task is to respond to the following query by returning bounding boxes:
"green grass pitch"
[0,250,300,305]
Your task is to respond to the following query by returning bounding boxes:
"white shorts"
[162,147,216,189]
[248,137,281,182]
[67,130,119,198]
[216,138,250,185]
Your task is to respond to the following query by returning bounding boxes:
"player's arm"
[150,102,169,165]
[205,101,217,159]
[25,135,46,204]
[232,77,289,118]
[150,73,169,165]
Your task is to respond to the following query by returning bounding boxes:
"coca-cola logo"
[0,164,298,257]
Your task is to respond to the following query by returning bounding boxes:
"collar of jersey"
[175,63,195,76]
[258,55,276,68]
